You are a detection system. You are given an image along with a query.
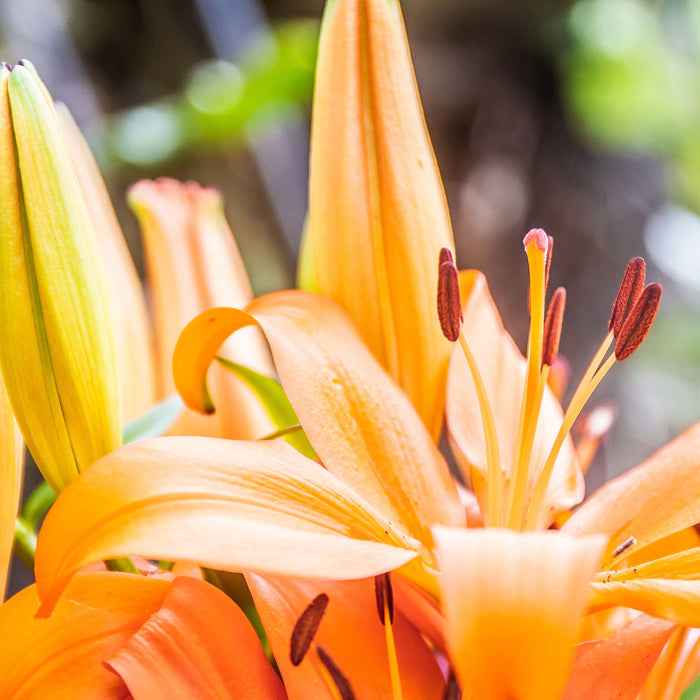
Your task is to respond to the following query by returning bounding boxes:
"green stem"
[13,516,37,570]
[21,480,56,529]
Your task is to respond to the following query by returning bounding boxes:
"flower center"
[438,233,662,531]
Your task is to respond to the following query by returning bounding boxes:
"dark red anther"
[374,573,394,626]
[609,257,645,337]
[290,593,329,666]
[316,647,356,700]
[615,283,662,361]
[438,248,462,342]
[542,287,566,368]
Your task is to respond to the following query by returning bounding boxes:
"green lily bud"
[0,61,121,492]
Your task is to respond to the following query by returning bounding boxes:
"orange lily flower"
[306,0,455,440]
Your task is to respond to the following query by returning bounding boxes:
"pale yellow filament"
[459,330,502,527]
[523,351,617,530]
[384,596,404,700]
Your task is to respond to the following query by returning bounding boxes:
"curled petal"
[35,437,419,615]
[174,290,463,545]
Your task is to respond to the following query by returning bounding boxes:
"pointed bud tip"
[523,228,549,253]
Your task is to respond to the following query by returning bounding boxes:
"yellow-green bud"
[0,61,121,492]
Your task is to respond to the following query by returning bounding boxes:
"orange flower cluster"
[1,2,700,698]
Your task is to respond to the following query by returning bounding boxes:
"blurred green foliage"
[560,0,700,211]
[100,19,318,169]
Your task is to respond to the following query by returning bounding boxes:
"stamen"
[615,283,662,360]
[316,646,356,700]
[380,577,404,700]
[459,330,502,527]
[608,257,645,337]
[374,573,394,626]
[542,287,566,368]
[290,593,329,666]
[438,251,462,342]
[612,536,636,559]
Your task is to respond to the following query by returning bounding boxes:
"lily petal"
[248,575,446,698]
[433,526,606,700]
[174,290,464,545]
[446,271,583,525]
[106,576,286,699]
[309,0,454,440]
[639,627,700,700]
[564,421,700,566]
[0,572,171,698]
[561,615,676,700]
[590,548,700,625]
[34,436,419,616]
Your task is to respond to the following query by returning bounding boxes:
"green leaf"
[122,394,184,445]
[215,357,317,459]
[682,672,700,700]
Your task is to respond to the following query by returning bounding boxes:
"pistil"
[506,229,548,529]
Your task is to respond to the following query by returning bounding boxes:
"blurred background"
[2,0,699,555]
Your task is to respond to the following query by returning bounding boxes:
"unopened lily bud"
[0,61,121,492]
[56,104,157,423]
[307,0,455,441]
